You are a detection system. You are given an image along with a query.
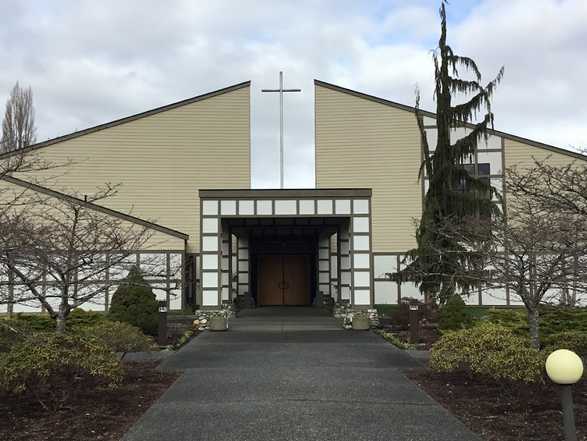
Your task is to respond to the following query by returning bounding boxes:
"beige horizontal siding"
[315,85,422,252]
[0,179,185,251]
[18,86,250,252]
[504,138,584,169]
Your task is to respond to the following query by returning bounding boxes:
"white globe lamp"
[546,349,584,385]
[545,349,584,441]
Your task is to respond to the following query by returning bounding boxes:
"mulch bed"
[1,362,179,441]
[408,369,587,441]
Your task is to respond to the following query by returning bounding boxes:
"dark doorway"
[225,216,345,307]
[258,255,311,306]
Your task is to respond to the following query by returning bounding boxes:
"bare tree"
[404,161,587,349]
[1,82,37,153]
[0,184,153,333]
[507,158,587,218]
[0,149,69,315]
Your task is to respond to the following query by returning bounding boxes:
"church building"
[2,79,585,313]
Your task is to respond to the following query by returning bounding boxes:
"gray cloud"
[0,0,584,189]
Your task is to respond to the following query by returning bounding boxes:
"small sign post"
[408,304,419,344]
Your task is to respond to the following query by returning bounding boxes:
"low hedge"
[0,332,122,397]
[486,306,587,345]
[430,323,545,383]
[374,304,400,317]
[80,321,155,354]
[542,331,587,356]
[12,309,107,333]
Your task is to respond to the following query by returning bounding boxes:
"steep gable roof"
[315,79,587,162]
[0,80,250,159]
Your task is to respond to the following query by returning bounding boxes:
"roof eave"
[314,79,587,162]
[0,80,251,160]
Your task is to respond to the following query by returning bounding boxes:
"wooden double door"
[258,255,310,306]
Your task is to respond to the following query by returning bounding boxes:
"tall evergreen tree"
[398,1,504,303]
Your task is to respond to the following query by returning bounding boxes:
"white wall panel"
[202,290,218,306]
[256,200,272,215]
[238,200,254,215]
[317,199,333,214]
[354,290,370,305]
[375,281,397,304]
[335,199,351,214]
[299,199,315,215]
[220,200,237,215]
[202,200,218,215]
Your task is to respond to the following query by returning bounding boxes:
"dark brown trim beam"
[199,188,372,199]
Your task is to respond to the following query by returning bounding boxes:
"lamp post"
[408,303,420,344]
[545,349,584,441]
[157,300,168,346]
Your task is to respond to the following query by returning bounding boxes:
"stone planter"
[352,316,370,331]
[208,317,228,331]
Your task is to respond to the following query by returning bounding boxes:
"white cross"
[261,71,301,189]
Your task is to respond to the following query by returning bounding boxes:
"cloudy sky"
[1,0,585,188]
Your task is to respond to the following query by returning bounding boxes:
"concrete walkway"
[123,307,479,441]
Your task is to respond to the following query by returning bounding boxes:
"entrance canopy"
[198,189,373,308]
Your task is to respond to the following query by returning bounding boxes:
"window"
[456,163,491,193]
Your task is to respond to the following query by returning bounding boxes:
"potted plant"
[208,309,229,331]
[352,311,370,331]
[334,300,352,329]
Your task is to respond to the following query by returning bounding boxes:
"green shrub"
[542,331,587,356]
[13,313,55,331]
[68,308,106,330]
[485,308,529,336]
[539,306,587,335]
[11,309,106,334]
[81,321,154,353]
[0,319,31,352]
[108,266,159,336]
[439,295,470,331]
[485,306,587,344]
[430,323,544,383]
[173,330,195,350]
[0,332,122,396]
[374,304,400,317]
[463,306,491,322]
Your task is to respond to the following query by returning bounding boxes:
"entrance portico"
[198,189,373,309]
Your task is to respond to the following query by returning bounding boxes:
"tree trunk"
[55,304,67,334]
[527,307,540,349]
